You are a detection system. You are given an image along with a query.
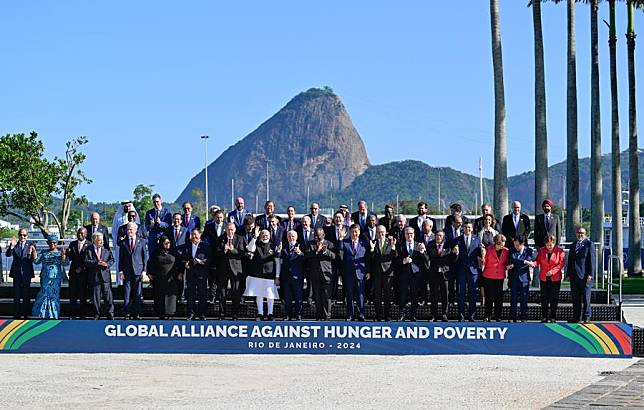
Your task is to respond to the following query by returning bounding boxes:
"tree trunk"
[566,0,581,240]
[533,0,548,215]
[590,0,603,247]
[627,0,641,274]
[609,0,624,276]
[491,0,508,218]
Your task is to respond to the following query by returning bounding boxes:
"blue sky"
[0,1,642,203]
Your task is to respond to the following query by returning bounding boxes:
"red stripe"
[602,323,632,355]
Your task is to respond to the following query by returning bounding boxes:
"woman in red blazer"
[530,234,565,322]
[481,234,510,321]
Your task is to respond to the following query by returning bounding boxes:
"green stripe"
[545,324,599,354]
[566,324,606,354]
[4,320,39,350]
[9,320,61,350]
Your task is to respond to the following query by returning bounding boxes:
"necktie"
[408,243,413,255]
[305,231,310,242]
[78,242,82,253]
[352,241,357,253]
[438,245,442,256]
[312,216,317,227]
[185,215,189,226]
[380,240,385,253]
[97,247,102,261]
[424,234,429,245]
[545,215,550,230]
[175,229,180,241]
[130,238,135,252]
[466,236,470,249]
[575,240,583,253]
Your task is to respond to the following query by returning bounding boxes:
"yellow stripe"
[0,320,28,349]
[584,324,619,355]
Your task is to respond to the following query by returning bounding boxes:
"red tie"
[130,238,135,252]
[175,229,180,241]
[438,245,442,256]
[228,238,233,246]
[185,215,189,226]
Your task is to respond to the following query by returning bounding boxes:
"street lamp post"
[201,135,209,214]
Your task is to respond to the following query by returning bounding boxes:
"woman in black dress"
[147,236,181,319]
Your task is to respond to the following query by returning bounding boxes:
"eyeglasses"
[19,234,27,237]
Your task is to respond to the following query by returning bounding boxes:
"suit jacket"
[388,226,407,246]
[339,239,368,281]
[84,245,114,285]
[378,215,395,232]
[445,214,470,228]
[228,209,251,229]
[6,241,35,279]
[214,234,245,277]
[482,246,510,280]
[280,218,300,234]
[399,241,430,277]
[181,241,211,279]
[509,246,536,284]
[202,221,225,245]
[66,239,90,278]
[181,214,201,233]
[366,238,397,277]
[85,224,111,249]
[280,244,305,281]
[306,213,326,231]
[534,213,561,247]
[566,239,596,280]
[444,225,463,248]
[267,225,285,249]
[473,216,501,235]
[167,225,189,249]
[454,235,483,277]
[118,236,148,278]
[408,216,437,237]
[116,223,145,247]
[144,207,173,238]
[304,240,335,277]
[255,214,282,230]
[415,231,435,248]
[296,226,315,247]
[427,242,457,279]
[253,241,277,279]
[351,211,376,231]
[535,246,565,282]
[501,213,531,247]
[360,226,378,244]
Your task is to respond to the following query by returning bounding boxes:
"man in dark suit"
[534,199,561,248]
[444,214,463,304]
[415,219,435,306]
[389,214,408,245]
[267,214,284,249]
[378,204,396,232]
[5,228,36,318]
[305,228,335,320]
[66,227,91,319]
[326,212,348,300]
[167,212,189,301]
[427,230,459,321]
[203,208,226,303]
[306,202,326,231]
[501,201,531,249]
[255,200,281,230]
[181,228,211,320]
[474,203,500,234]
[118,223,148,319]
[409,201,437,237]
[367,225,398,321]
[339,224,369,321]
[144,193,173,254]
[84,231,115,320]
[279,230,306,320]
[445,203,470,228]
[117,211,145,247]
[214,223,245,319]
[228,196,250,230]
[566,227,596,323]
[398,227,430,321]
[352,200,375,231]
[454,222,483,321]
[280,205,300,234]
[181,202,201,233]
[360,214,378,244]
[296,216,315,302]
[85,212,110,249]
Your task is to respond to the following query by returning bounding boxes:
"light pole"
[201,135,209,214]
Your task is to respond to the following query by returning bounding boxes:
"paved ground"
[0,354,636,409]
[547,359,644,408]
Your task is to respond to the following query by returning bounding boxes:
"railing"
[607,254,624,321]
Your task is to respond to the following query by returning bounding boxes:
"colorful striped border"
[0,320,62,351]
[545,323,632,356]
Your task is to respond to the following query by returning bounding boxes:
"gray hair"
[92,232,104,241]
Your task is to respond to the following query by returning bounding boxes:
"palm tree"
[589,0,604,246]
[626,0,642,274]
[530,0,549,215]
[490,0,508,218]
[608,0,623,275]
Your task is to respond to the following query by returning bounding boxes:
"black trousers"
[429,274,448,319]
[150,278,165,316]
[540,278,561,320]
[484,278,504,320]
[186,273,208,317]
[69,273,90,317]
[217,270,242,318]
[448,276,457,304]
[372,273,394,320]
[282,276,304,318]
[92,282,114,317]
[311,271,333,320]
[399,271,420,319]
[570,275,592,322]
[12,276,31,318]
[208,267,217,302]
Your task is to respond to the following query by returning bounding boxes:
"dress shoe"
[133,315,141,320]
[409,316,417,322]
[548,319,555,323]
[256,315,263,321]
[346,317,353,322]
[107,315,115,320]
[357,316,365,322]
[198,315,206,321]
[267,314,274,321]
[567,319,579,324]
[123,314,131,320]
[399,315,407,322]
[458,314,465,322]
[296,315,302,321]
[484,317,491,322]
[384,316,392,322]
[541,319,548,323]
[582,319,590,324]
[186,314,195,321]
[442,315,448,322]
[468,317,475,323]
[93,315,100,320]
[232,316,238,321]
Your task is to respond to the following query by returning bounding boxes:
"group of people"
[4,195,596,324]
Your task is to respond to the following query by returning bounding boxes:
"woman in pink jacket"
[529,234,565,322]
[481,234,510,321]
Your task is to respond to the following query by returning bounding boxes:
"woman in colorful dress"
[32,234,66,319]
